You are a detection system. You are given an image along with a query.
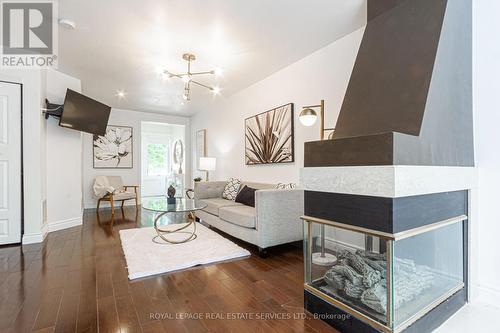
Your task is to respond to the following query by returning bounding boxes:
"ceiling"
[58,0,366,115]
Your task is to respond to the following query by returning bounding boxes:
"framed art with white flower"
[93,125,133,168]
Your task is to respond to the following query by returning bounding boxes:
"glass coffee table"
[141,197,207,244]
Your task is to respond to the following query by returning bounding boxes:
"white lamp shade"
[199,157,216,171]
[299,108,318,127]
[299,114,317,126]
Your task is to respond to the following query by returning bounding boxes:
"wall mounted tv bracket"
[42,99,64,120]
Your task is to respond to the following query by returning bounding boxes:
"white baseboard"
[22,233,44,244]
[476,283,500,307]
[22,216,83,244]
[315,235,365,253]
[47,216,83,232]
[22,222,48,244]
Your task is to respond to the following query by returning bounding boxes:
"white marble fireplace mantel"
[300,166,477,198]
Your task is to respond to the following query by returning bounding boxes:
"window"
[147,143,170,175]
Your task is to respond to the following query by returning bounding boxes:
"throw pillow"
[275,183,297,189]
[235,186,257,207]
[222,178,241,201]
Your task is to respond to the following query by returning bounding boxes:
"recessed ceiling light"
[58,18,76,30]
[116,90,127,99]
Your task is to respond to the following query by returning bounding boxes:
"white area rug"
[119,223,250,280]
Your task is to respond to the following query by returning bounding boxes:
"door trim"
[0,80,23,245]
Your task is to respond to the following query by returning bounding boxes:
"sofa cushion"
[202,198,242,216]
[219,205,256,229]
[112,191,136,200]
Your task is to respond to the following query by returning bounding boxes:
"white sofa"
[194,181,304,257]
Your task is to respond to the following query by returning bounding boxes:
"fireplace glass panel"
[304,223,389,325]
[392,221,464,327]
[304,218,466,332]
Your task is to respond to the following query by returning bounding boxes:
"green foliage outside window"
[147,143,169,175]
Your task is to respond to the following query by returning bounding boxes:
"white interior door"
[0,82,22,244]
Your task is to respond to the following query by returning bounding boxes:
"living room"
[0,0,499,332]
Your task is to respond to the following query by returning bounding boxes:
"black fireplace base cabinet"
[304,287,466,333]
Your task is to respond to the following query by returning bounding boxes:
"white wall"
[83,109,190,208]
[473,0,500,303]
[190,27,364,185]
[45,69,83,232]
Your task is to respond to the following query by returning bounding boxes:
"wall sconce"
[299,99,335,140]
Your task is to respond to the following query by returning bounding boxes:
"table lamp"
[199,157,216,181]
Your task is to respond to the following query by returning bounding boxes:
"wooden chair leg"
[134,187,139,209]
[110,196,115,216]
[121,200,125,217]
[96,199,102,224]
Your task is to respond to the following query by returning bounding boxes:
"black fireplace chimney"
[305,0,473,167]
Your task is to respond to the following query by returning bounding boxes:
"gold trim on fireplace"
[386,240,394,328]
[300,214,467,241]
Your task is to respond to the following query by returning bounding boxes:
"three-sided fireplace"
[301,189,469,333]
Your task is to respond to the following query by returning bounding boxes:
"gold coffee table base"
[153,211,198,244]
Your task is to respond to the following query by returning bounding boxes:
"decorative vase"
[167,185,176,204]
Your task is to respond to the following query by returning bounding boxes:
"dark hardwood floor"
[0,206,339,333]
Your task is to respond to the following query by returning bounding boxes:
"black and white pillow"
[275,183,297,190]
[222,178,241,201]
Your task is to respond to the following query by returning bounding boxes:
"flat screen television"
[59,89,111,136]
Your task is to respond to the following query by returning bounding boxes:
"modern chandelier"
[163,53,221,101]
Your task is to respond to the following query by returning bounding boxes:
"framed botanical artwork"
[93,125,133,168]
[245,103,294,165]
[195,129,207,170]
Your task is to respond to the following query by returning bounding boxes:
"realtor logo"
[1,1,58,67]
